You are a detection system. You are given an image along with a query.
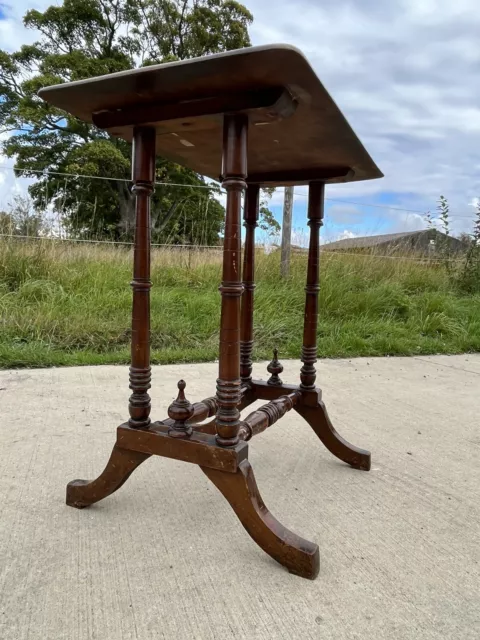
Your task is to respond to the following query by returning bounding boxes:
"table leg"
[201,460,319,579]
[296,401,371,470]
[300,181,324,390]
[215,115,248,447]
[129,127,156,428]
[298,181,371,469]
[66,446,151,508]
[240,183,259,384]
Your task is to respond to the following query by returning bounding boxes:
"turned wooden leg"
[201,459,319,579]
[215,115,248,447]
[296,182,371,470]
[296,401,371,470]
[129,127,156,428]
[300,181,324,390]
[66,445,151,508]
[240,183,259,384]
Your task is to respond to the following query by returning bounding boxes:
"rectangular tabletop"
[39,44,383,186]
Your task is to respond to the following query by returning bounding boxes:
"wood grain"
[201,459,320,579]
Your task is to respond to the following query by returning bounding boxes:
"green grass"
[0,239,479,368]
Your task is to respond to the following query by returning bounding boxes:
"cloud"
[1,0,479,237]
[247,0,480,223]
[0,129,35,208]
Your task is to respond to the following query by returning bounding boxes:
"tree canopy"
[0,0,279,242]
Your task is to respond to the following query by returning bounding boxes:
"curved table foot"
[296,400,371,470]
[66,445,151,509]
[201,459,319,579]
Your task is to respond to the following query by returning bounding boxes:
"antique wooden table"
[40,44,382,580]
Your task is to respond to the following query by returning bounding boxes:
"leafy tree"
[0,0,277,242]
[0,195,49,236]
[259,186,280,235]
[0,212,16,236]
[437,195,450,237]
[458,200,480,293]
[436,195,453,273]
[473,202,480,246]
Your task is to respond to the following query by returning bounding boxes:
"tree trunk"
[116,180,136,236]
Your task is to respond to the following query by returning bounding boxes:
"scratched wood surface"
[38,44,382,186]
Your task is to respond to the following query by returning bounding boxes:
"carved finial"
[168,380,194,438]
[267,349,283,386]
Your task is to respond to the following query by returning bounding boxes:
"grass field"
[0,239,479,368]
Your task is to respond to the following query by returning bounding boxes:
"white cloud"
[0,131,36,208]
[247,0,480,226]
[335,229,357,242]
[1,0,479,236]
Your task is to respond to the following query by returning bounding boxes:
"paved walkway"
[1,355,479,640]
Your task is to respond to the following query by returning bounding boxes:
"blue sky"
[1,0,479,243]
[265,191,432,245]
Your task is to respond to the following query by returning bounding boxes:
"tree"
[0,0,276,242]
[259,186,280,235]
[458,199,480,293]
[0,195,49,237]
[437,196,450,237]
[436,195,453,273]
[473,201,480,246]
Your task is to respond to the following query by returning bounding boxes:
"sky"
[1,0,480,243]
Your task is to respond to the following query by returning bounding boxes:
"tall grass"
[0,238,479,368]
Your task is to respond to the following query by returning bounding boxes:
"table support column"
[300,182,324,390]
[215,114,248,446]
[128,127,156,428]
[240,183,259,384]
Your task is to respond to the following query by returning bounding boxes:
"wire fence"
[0,164,476,265]
[1,164,477,218]
[0,233,470,266]
[0,233,222,250]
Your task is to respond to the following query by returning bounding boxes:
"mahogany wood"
[66,446,151,509]
[163,395,217,429]
[129,127,156,428]
[201,460,319,579]
[240,184,259,383]
[300,182,324,390]
[295,401,371,470]
[39,45,382,187]
[245,379,321,404]
[190,418,217,436]
[47,44,380,580]
[117,423,248,473]
[239,391,300,441]
[167,380,194,438]
[266,349,284,386]
[247,167,353,185]
[244,380,371,470]
[92,87,296,130]
[215,114,248,447]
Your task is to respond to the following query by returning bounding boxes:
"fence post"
[280,186,294,278]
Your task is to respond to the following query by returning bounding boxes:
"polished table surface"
[39,44,382,186]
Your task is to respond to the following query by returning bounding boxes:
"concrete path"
[0,355,479,640]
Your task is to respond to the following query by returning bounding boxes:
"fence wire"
[0,164,476,263]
